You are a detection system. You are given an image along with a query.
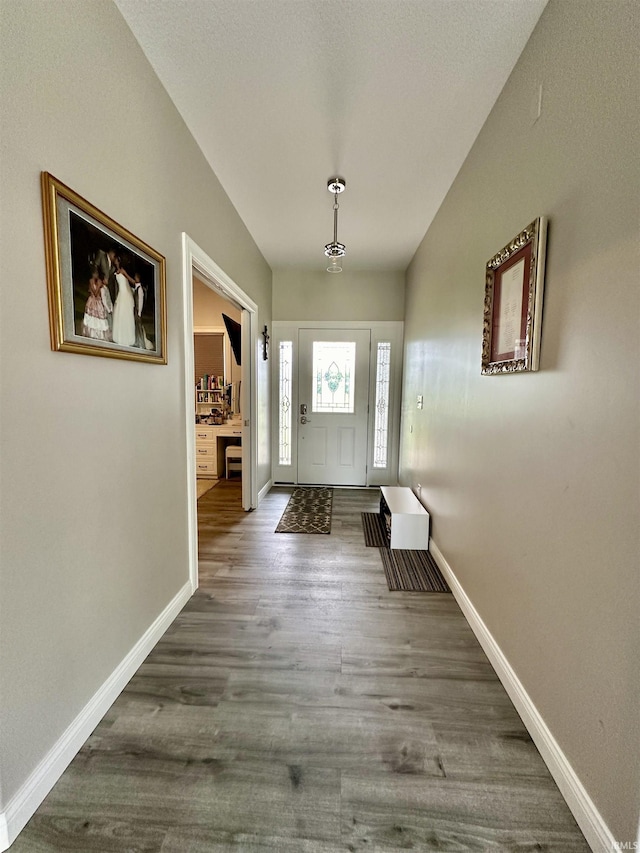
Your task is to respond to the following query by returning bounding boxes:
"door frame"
[182,233,258,592]
[271,320,404,486]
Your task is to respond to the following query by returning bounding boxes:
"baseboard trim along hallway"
[429,538,615,853]
[258,478,273,504]
[0,580,193,852]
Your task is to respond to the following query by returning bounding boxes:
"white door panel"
[298,328,370,486]
[310,427,328,466]
[338,428,355,467]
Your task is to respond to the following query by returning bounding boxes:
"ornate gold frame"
[482,217,547,375]
[41,172,167,363]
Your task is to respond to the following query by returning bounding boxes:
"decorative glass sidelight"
[278,341,293,465]
[312,341,355,412]
[373,342,391,468]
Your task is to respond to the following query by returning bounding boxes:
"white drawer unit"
[195,426,216,443]
[379,485,430,550]
[195,426,217,479]
[195,459,217,477]
[222,427,242,439]
[195,443,216,459]
[195,422,243,479]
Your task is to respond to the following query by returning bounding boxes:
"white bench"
[380,486,430,550]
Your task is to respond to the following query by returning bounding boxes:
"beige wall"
[273,268,405,321]
[193,276,242,386]
[193,276,241,328]
[400,0,639,842]
[0,0,271,814]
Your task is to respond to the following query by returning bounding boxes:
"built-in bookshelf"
[196,375,230,422]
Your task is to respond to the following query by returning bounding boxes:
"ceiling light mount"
[324,176,346,272]
[327,177,346,195]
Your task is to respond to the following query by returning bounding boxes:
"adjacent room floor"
[12,483,589,851]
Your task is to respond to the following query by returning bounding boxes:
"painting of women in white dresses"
[69,211,156,351]
[42,172,166,363]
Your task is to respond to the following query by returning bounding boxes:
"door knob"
[300,416,310,424]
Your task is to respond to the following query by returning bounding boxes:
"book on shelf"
[196,375,228,392]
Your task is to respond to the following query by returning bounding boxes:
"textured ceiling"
[115,0,547,273]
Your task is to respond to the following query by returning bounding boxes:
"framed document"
[41,172,167,364]
[482,217,547,375]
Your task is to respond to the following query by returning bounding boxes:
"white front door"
[297,328,371,486]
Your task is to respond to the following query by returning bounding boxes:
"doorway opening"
[182,234,258,592]
[193,279,243,500]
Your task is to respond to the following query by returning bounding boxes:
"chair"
[225,444,242,479]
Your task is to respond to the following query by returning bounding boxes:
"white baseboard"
[0,580,193,852]
[258,478,272,504]
[429,539,614,853]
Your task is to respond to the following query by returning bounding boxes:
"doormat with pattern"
[361,512,450,592]
[275,487,333,534]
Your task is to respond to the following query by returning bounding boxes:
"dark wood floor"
[12,482,589,851]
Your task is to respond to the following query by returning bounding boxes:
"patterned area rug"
[361,511,450,593]
[275,487,333,534]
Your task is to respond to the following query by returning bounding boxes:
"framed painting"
[41,172,167,363]
[482,217,547,375]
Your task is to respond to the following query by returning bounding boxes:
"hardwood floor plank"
[341,772,590,851]
[161,828,348,852]
[115,668,230,709]
[192,579,344,602]
[432,725,556,782]
[341,642,496,681]
[145,640,342,673]
[30,757,341,844]
[10,815,167,852]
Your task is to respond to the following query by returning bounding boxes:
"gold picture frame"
[482,217,547,375]
[41,172,167,363]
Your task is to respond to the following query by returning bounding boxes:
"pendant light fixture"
[324,176,346,273]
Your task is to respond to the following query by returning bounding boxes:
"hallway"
[12,484,588,851]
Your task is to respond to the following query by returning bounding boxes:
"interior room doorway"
[192,280,243,498]
[182,234,258,591]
